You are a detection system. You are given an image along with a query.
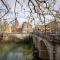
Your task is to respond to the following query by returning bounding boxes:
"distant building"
[0,20,3,32]
[35,25,49,32]
[46,19,60,33]
[35,19,60,33]
[17,25,22,33]
[22,22,33,33]
[11,18,19,32]
[3,20,12,33]
[2,20,8,32]
[35,25,44,32]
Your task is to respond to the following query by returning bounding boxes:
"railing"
[33,31,60,44]
[47,33,60,43]
[0,31,60,43]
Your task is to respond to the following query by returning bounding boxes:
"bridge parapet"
[32,31,60,44]
[2,33,32,42]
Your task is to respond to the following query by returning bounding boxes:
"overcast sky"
[0,0,60,25]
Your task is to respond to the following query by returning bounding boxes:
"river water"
[0,42,33,60]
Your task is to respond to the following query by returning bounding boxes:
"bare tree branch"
[0,0,9,19]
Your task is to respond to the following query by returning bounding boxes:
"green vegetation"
[0,43,16,54]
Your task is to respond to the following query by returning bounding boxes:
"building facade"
[22,22,33,33]
[11,18,19,32]
[46,19,60,33]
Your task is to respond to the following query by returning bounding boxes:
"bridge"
[32,31,60,60]
[2,33,31,42]
[0,32,60,60]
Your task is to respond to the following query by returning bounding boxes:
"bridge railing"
[33,31,60,44]
[47,34,60,43]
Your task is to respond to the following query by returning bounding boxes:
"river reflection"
[7,52,23,60]
[0,42,33,60]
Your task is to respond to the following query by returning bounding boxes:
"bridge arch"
[33,35,53,60]
[39,40,50,60]
[36,36,53,60]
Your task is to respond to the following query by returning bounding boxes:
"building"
[35,19,60,33]
[2,20,12,33]
[17,25,22,33]
[46,19,60,33]
[22,22,33,33]
[11,18,19,32]
[35,25,49,32]
[0,20,3,32]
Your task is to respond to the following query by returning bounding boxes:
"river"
[0,41,33,60]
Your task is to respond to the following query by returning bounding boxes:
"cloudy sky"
[0,0,60,25]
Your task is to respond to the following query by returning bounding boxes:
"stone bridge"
[2,32,60,60]
[2,33,31,42]
[32,32,60,60]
